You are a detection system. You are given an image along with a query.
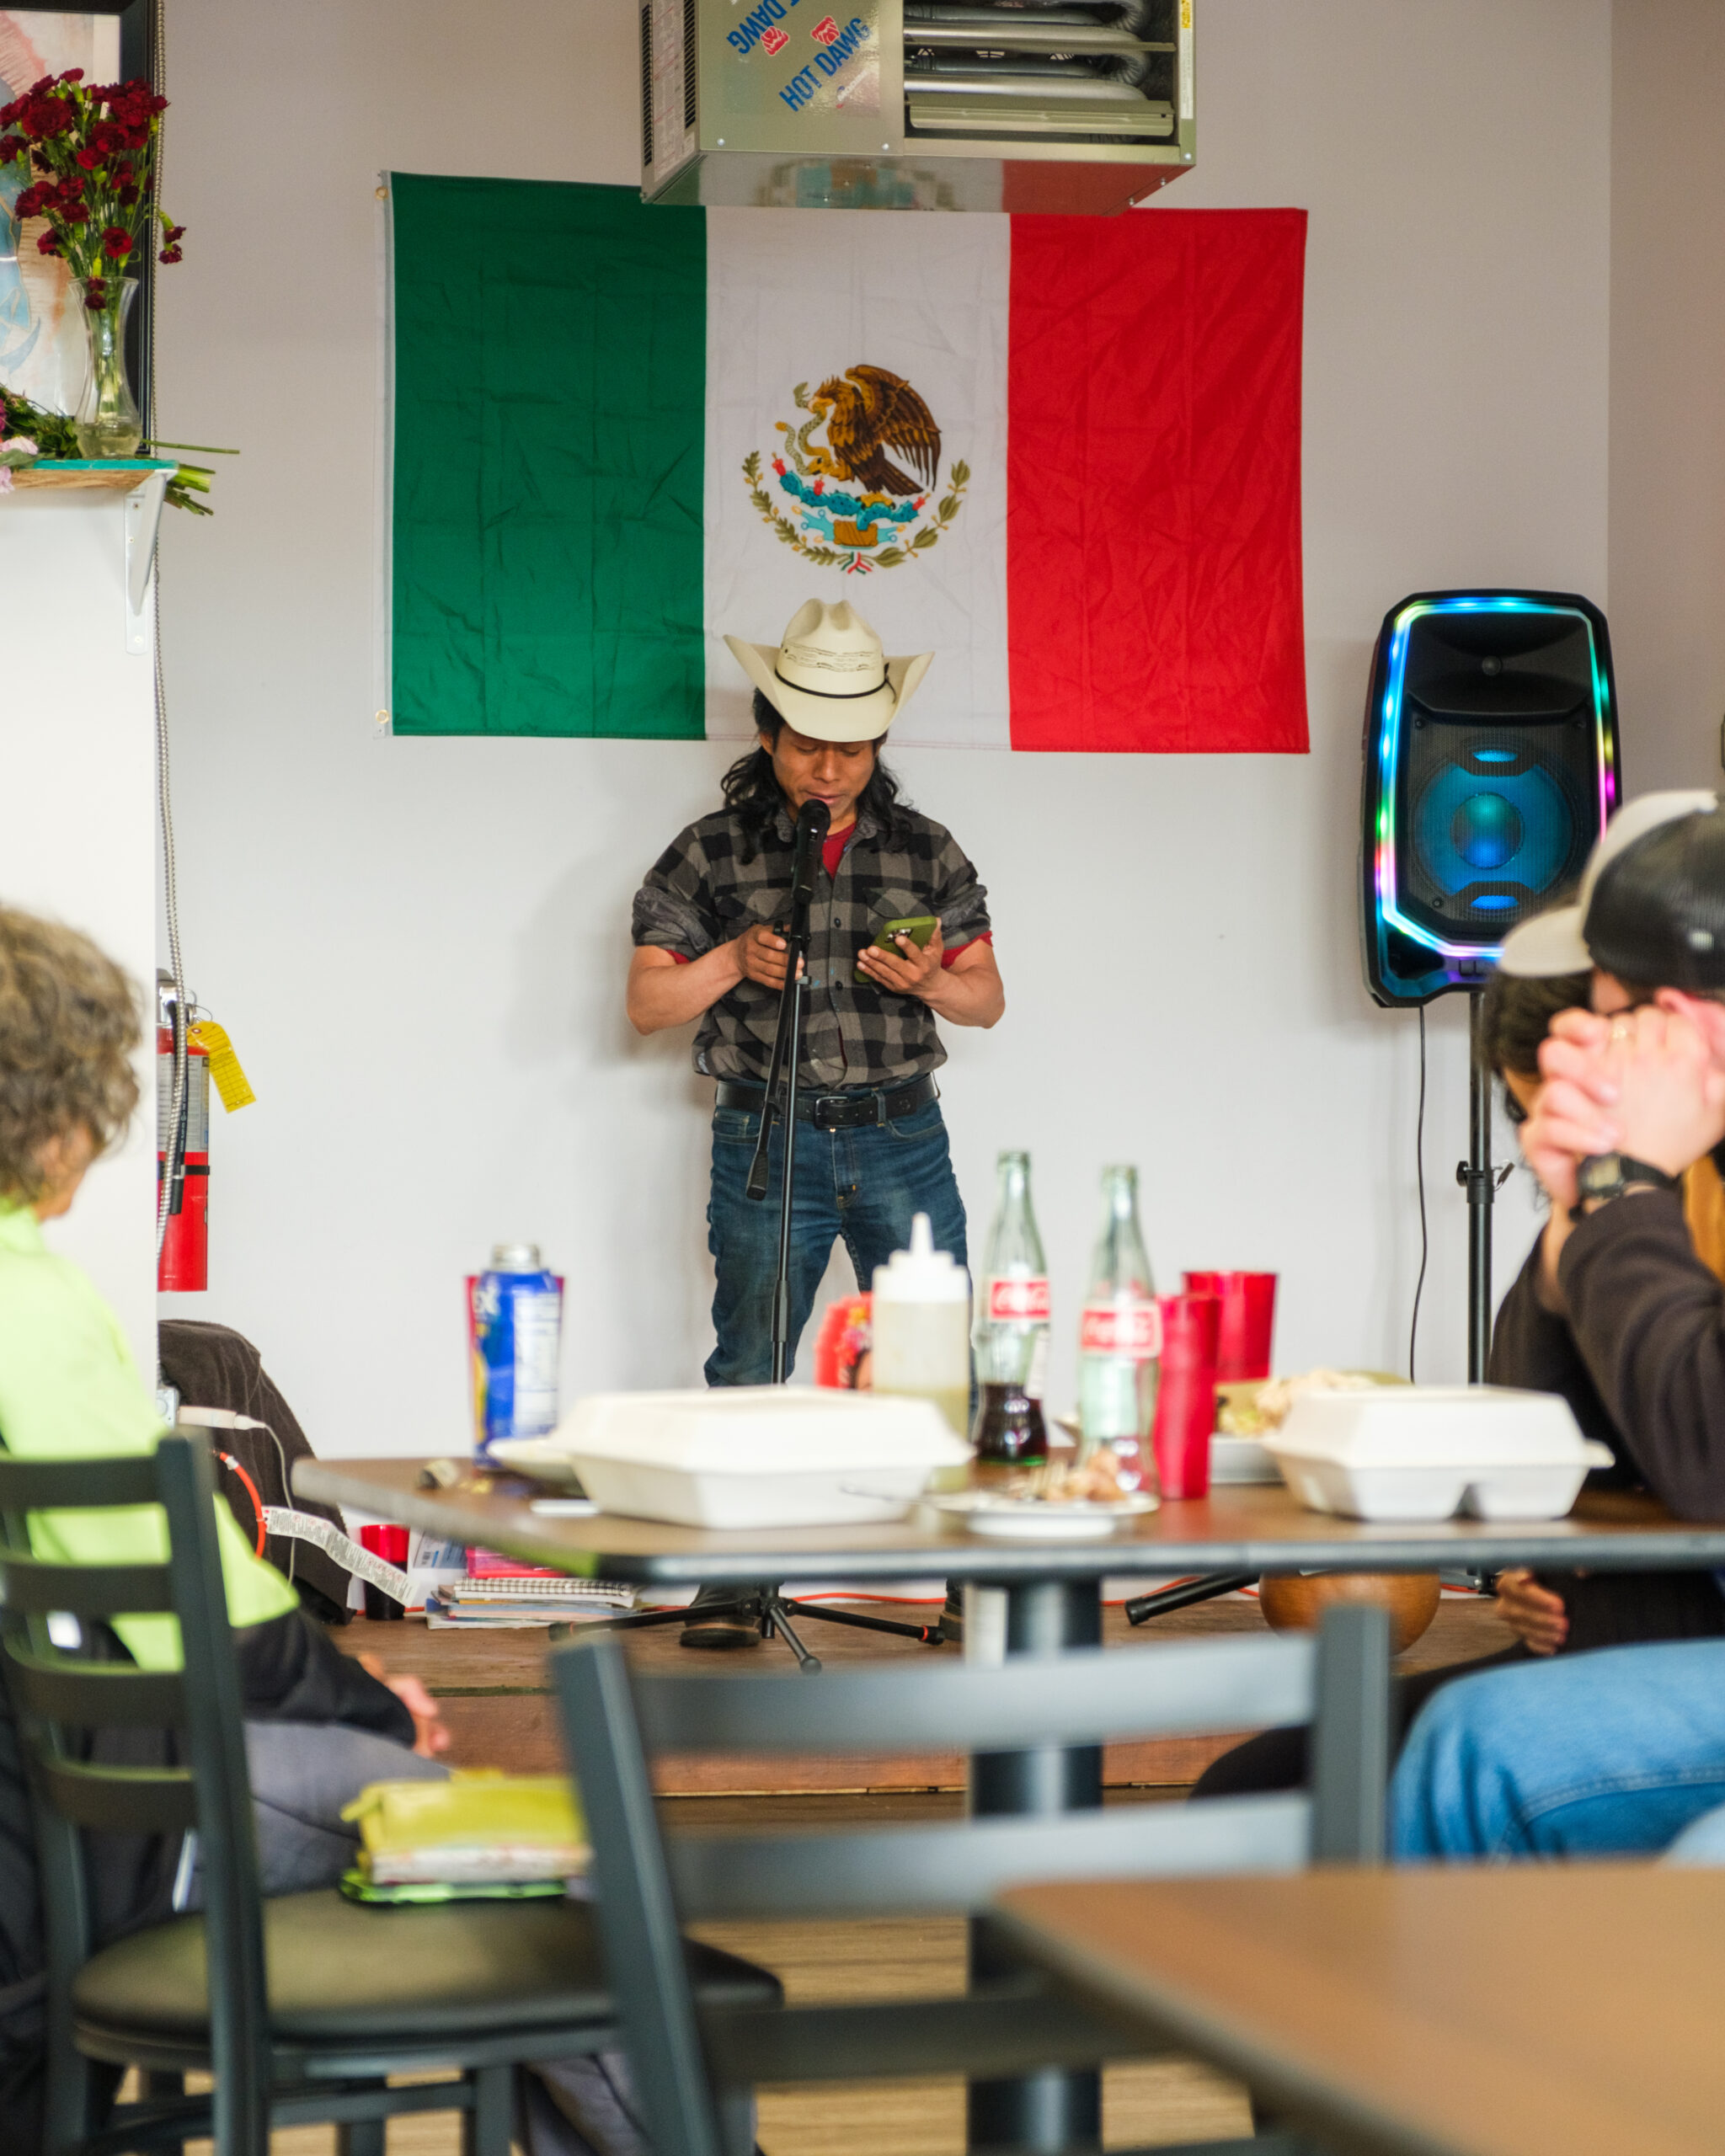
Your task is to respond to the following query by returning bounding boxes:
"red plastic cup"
[1151,1291,1220,1500]
[1182,1270,1278,1383]
[360,1523,409,1620]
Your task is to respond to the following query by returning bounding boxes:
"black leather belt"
[715,1072,938,1129]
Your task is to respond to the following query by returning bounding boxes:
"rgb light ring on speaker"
[1373,598,1618,962]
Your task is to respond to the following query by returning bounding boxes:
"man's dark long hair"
[722,690,912,857]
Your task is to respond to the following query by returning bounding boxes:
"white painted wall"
[0,494,158,1380]
[151,0,1610,1457]
[1608,0,1725,793]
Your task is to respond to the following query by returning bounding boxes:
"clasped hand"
[1520,1003,1725,1214]
[734,921,945,1000]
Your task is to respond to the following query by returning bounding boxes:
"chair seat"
[72,1888,777,2047]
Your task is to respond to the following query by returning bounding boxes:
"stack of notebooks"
[428,1546,639,1629]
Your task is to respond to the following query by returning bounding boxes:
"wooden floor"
[222,1589,1513,2153]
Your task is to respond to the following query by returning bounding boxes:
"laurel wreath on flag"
[742,376,969,573]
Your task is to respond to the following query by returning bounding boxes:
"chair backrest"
[555,1605,1391,2156]
[0,1433,271,2154]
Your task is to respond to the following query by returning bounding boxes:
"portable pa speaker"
[1359,590,1621,1007]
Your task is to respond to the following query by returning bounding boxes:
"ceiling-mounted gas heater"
[641,0,1194,213]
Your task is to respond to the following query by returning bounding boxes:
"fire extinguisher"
[157,977,209,1292]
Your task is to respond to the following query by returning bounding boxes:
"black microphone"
[788,797,830,911]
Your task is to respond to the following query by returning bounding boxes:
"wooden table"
[991,1866,1725,2156]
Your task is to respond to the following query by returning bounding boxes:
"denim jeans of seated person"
[1390,1640,1725,1860]
[178,1721,649,2156]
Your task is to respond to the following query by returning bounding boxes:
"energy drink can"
[468,1244,563,1460]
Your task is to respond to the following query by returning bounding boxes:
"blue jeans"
[705,1092,968,1387]
[1391,1640,1725,1860]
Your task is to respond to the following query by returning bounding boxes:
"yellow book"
[342,1772,588,1885]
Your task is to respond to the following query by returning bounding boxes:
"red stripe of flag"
[1006,208,1308,754]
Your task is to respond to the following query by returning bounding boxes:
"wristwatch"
[1573,1153,1681,1217]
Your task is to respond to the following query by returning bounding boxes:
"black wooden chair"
[0,1433,777,2156]
[553,1606,1391,2156]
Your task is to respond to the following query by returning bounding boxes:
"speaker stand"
[1455,987,1509,1385]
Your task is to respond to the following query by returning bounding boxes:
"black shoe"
[680,1583,762,1651]
[939,1582,964,1646]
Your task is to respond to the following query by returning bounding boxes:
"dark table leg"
[967,1577,1103,2153]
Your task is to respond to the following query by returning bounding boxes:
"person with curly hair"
[0,907,307,1644]
[0,909,450,2145]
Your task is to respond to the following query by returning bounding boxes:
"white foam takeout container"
[547,1387,970,1529]
[1263,1385,1613,1523]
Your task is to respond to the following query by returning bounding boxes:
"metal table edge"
[291,1461,1725,1585]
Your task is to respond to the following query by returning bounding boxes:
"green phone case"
[855,915,938,984]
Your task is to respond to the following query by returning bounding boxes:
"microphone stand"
[745,802,825,1384]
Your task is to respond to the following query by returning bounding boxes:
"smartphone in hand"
[855,915,937,984]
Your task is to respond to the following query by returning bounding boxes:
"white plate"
[489,1438,586,1491]
[930,1492,1160,1540]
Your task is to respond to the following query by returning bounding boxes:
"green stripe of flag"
[390,176,707,739]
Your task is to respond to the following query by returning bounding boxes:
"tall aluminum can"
[468,1243,563,1460]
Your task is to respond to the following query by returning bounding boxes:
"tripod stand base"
[585,1586,948,1672]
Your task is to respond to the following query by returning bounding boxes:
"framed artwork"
[0,2,157,432]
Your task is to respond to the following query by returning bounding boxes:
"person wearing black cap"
[1199,796,1725,1806]
[1490,787,1725,1523]
[1390,791,1725,1857]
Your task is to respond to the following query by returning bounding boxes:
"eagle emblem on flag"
[742,363,969,574]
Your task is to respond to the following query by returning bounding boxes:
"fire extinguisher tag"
[188,1022,256,1113]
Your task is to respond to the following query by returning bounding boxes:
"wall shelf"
[7,456,177,490]
[1,459,174,654]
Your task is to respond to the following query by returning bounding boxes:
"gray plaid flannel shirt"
[632,800,992,1090]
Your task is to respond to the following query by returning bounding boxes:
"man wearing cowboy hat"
[628,599,1004,1644]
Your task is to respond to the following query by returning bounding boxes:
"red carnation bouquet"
[0,69,181,296]
[0,69,183,456]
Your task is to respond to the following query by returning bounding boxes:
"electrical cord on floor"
[1409,1003,1429,1382]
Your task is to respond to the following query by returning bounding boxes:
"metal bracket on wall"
[124,468,169,656]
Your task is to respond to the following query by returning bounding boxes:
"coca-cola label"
[1080,1301,1162,1359]
[988,1275,1050,1322]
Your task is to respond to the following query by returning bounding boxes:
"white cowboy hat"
[724,600,933,743]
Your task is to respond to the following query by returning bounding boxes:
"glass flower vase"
[74,278,142,459]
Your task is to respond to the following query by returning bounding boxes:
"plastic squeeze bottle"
[871,1214,972,1440]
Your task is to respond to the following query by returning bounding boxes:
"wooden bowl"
[1257,1571,1440,1655]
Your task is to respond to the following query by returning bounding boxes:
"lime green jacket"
[0,1203,298,1668]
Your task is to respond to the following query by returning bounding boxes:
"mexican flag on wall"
[386,173,1307,752]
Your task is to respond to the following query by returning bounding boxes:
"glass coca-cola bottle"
[970,1150,1049,1480]
[1076,1165,1160,1494]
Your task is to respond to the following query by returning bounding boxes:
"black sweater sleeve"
[1488,1230,1634,1470]
[232,1609,415,1747]
[1559,1189,1725,1518]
